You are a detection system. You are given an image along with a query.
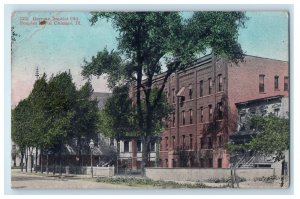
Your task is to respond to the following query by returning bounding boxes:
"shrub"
[205,176,246,183]
[96,177,209,188]
[254,175,278,183]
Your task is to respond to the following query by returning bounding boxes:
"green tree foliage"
[11,72,99,172]
[98,86,137,140]
[11,99,32,153]
[227,115,289,187]
[99,86,172,139]
[28,74,51,149]
[11,99,33,171]
[228,115,289,162]
[83,12,247,173]
[248,115,289,161]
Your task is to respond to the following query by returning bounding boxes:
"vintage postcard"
[11,10,289,189]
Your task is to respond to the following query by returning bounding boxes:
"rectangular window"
[200,137,204,149]
[189,134,193,150]
[137,141,142,152]
[172,112,175,127]
[208,78,212,94]
[199,80,203,97]
[218,74,223,92]
[274,76,279,90]
[165,137,168,150]
[172,136,176,149]
[165,117,169,128]
[172,89,175,103]
[182,110,185,125]
[189,109,193,124]
[217,102,223,119]
[284,76,289,91]
[208,158,213,168]
[124,141,129,152]
[160,137,162,149]
[149,142,155,152]
[180,96,185,107]
[207,137,212,149]
[200,107,203,123]
[182,135,186,147]
[208,105,213,121]
[218,158,222,168]
[165,159,168,167]
[189,85,193,99]
[118,142,121,152]
[217,135,223,147]
[259,74,265,93]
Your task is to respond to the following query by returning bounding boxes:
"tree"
[82,12,247,174]
[98,86,171,170]
[227,115,289,160]
[12,72,100,174]
[28,74,51,173]
[70,81,99,167]
[98,86,137,140]
[227,115,289,187]
[248,116,289,161]
[11,99,32,172]
[98,85,139,172]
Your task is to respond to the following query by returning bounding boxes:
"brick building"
[157,54,289,168]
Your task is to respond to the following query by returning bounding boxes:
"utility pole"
[35,67,39,80]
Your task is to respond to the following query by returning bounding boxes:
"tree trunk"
[53,157,56,175]
[234,167,239,188]
[25,147,28,173]
[40,149,43,174]
[29,147,33,173]
[230,166,234,188]
[59,144,63,176]
[116,139,120,175]
[280,159,285,187]
[20,151,24,172]
[30,153,33,173]
[140,91,153,175]
[140,135,151,176]
[78,137,83,174]
[46,153,49,175]
[35,148,38,173]
[155,138,160,167]
[13,154,16,167]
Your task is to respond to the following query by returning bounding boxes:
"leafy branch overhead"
[83,12,247,86]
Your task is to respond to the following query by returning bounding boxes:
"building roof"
[235,95,285,107]
[91,92,112,109]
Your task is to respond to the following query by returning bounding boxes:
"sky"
[11,11,289,106]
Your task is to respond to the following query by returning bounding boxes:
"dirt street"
[11,169,141,189]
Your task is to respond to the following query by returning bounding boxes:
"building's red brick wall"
[227,56,289,120]
[159,55,288,169]
[129,54,288,169]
